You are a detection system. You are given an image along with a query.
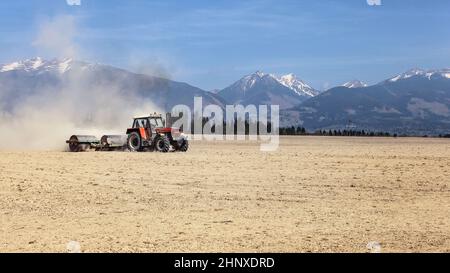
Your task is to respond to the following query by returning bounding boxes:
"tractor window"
[150,118,164,128]
[155,118,164,127]
[134,117,163,128]
[133,119,148,128]
[149,118,157,128]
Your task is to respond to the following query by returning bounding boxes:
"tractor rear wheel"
[179,139,189,152]
[127,132,142,152]
[155,135,170,153]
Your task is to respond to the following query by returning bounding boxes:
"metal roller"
[100,135,127,149]
[66,135,100,152]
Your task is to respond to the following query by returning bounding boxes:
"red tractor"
[126,113,189,152]
[66,113,188,152]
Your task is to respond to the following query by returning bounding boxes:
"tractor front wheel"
[155,135,170,153]
[127,132,142,152]
[178,139,189,152]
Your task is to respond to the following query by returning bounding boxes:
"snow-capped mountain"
[4,58,450,135]
[387,68,450,82]
[0,57,90,74]
[342,80,368,88]
[286,67,450,135]
[0,57,225,111]
[277,73,320,96]
[235,71,279,93]
[218,71,318,109]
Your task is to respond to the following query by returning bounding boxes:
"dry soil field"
[0,136,449,253]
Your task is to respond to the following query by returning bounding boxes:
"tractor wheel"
[100,135,109,151]
[155,135,171,153]
[127,132,142,152]
[178,139,189,152]
[68,135,80,152]
[69,142,80,152]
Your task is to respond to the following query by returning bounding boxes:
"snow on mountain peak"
[0,57,76,74]
[279,73,296,85]
[239,71,276,91]
[238,71,319,97]
[31,57,44,69]
[254,70,266,78]
[389,68,425,82]
[426,68,450,79]
[280,73,295,79]
[387,68,450,82]
[1,57,44,72]
[342,80,368,88]
[58,58,73,73]
[277,73,319,97]
[1,61,22,72]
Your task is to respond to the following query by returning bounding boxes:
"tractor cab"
[132,114,165,135]
[133,114,165,128]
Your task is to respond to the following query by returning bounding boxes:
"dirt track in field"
[0,136,449,253]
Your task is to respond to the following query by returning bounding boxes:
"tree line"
[280,127,393,137]
[171,116,449,138]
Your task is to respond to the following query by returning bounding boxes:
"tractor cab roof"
[133,113,163,119]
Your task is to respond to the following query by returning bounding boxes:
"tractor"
[66,113,189,152]
[126,113,189,152]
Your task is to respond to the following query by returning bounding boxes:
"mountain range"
[1,57,449,135]
[217,71,319,109]
[285,68,450,135]
[0,57,225,112]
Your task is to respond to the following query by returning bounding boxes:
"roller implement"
[66,113,189,153]
[66,135,99,152]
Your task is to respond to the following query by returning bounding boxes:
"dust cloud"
[0,16,163,151]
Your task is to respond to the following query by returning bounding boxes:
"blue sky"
[0,0,449,90]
